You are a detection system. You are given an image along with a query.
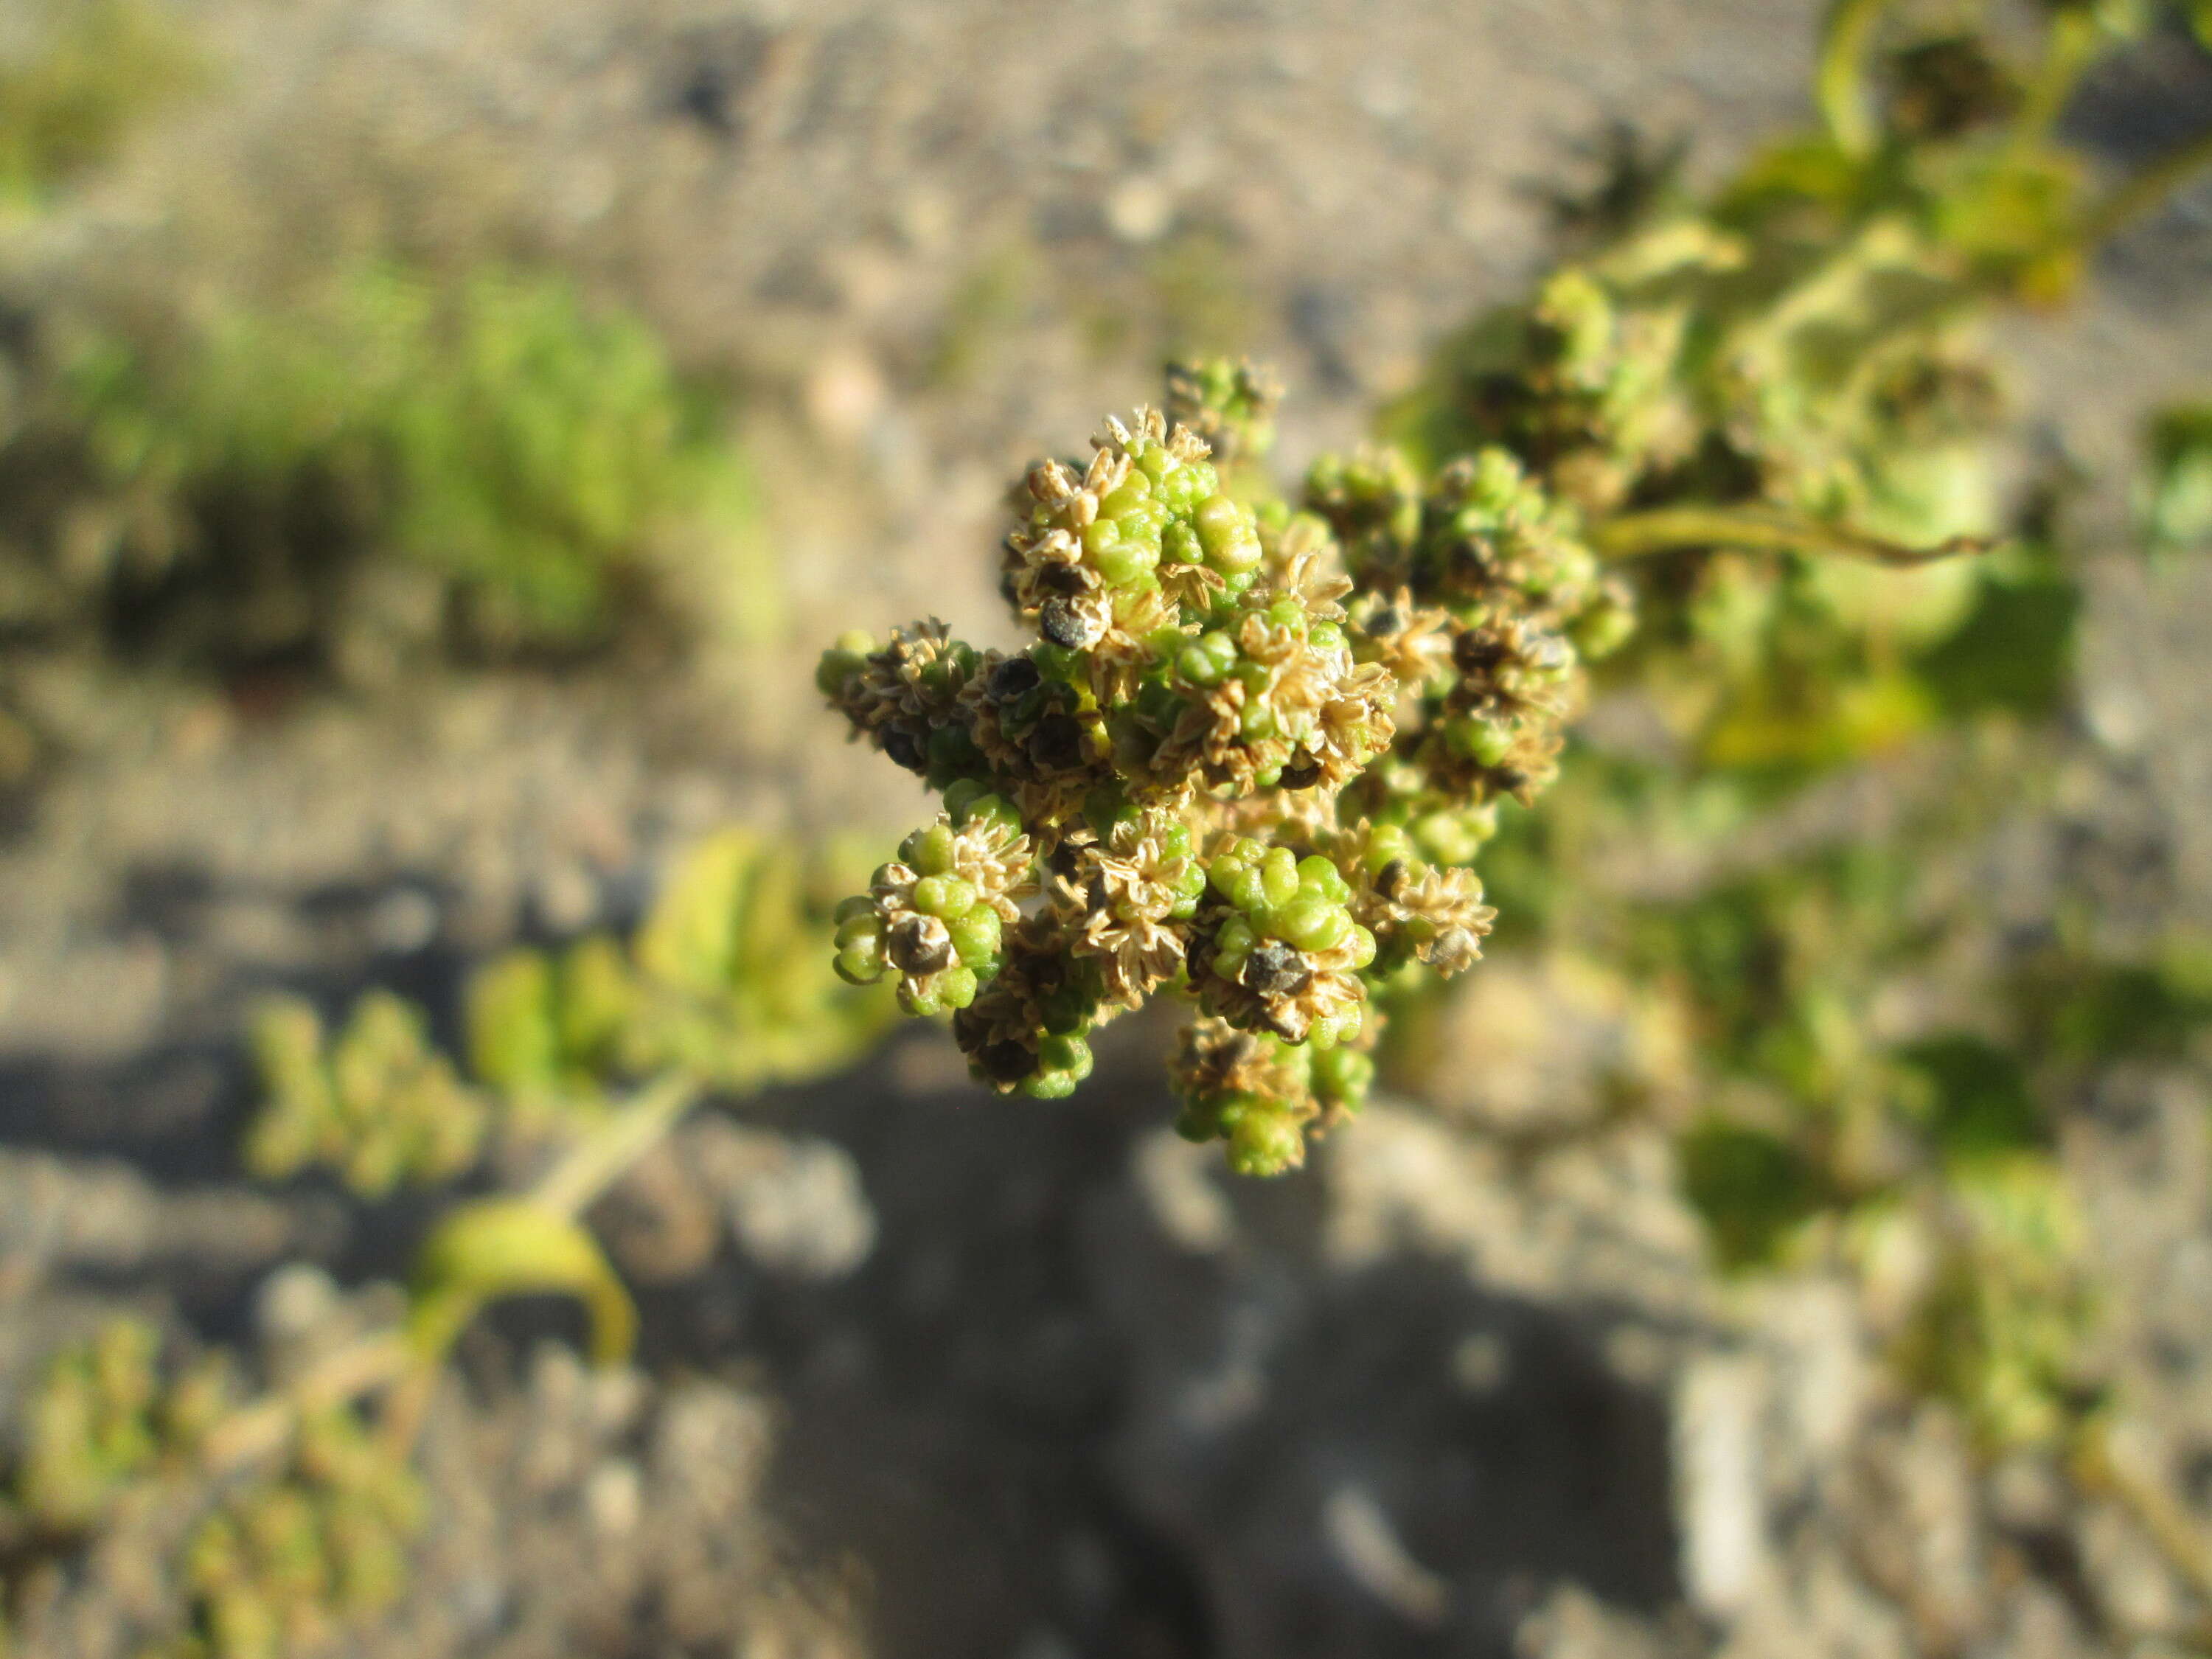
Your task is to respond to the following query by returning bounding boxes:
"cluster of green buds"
[832,795,1029,1018]
[164,1409,423,1659]
[2,1320,229,1535]
[821,362,1626,1172]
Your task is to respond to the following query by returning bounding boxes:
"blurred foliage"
[1385,0,2209,789]
[1385,0,2212,1455]
[406,1197,636,1366]
[248,992,485,1199]
[33,263,760,664]
[6,824,892,1652]
[161,1409,422,1659]
[1,1319,231,1538]
[250,827,893,1196]
[2140,402,2212,556]
[0,0,202,204]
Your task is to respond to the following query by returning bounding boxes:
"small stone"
[584,1458,643,1538]
[1105,175,1174,243]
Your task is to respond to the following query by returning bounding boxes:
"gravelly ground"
[3,1,2212,1656]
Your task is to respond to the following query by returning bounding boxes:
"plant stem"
[2077,127,2212,253]
[1588,504,1993,567]
[198,1330,411,1474]
[529,1071,698,1220]
[1818,0,1894,158]
[2014,4,2101,154]
[2073,1416,2212,1608]
[192,1071,700,1478]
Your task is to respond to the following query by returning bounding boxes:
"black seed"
[1453,629,1506,675]
[1040,599,1101,649]
[990,656,1043,698]
[1279,755,1323,790]
[1030,712,1088,771]
[888,911,954,974]
[1242,939,1312,998]
[881,727,927,772]
[1376,858,1409,900]
[977,1040,1038,1083]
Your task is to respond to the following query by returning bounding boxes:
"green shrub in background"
[52,263,762,665]
[1391,0,2205,787]
[1381,0,2212,1479]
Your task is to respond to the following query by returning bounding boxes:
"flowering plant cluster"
[819,364,1635,1174]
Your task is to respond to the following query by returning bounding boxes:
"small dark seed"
[1040,599,1102,649]
[1030,712,1089,771]
[1279,755,1323,790]
[990,656,1043,698]
[888,911,954,975]
[977,1039,1038,1083]
[881,726,927,772]
[1242,939,1312,998]
[1453,629,1507,675]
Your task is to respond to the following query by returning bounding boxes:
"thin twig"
[2074,1417,2212,1609]
[197,1331,411,1475]
[1588,503,1994,567]
[2078,128,2212,254]
[2013,5,2101,153]
[529,1071,698,1220]
[1817,0,1895,158]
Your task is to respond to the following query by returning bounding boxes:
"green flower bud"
[1227,1107,1304,1177]
[816,649,868,697]
[956,791,1024,838]
[1312,1045,1374,1105]
[835,941,886,985]
[902,824,958,877]
[940,966,979,1009]
[1195,495,1262,574]
[1259,847,1301,911]
[1094,533,1160,587]
[912,875,977,919]
[1101,479,1151,517]
[1274,896,1351,953]
[1310,1001,1365,1049]
[1298,855,1352,905]
[948,908,1002,964]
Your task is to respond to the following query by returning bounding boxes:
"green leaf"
[465,950,564,1097]
[407,1199,635,1365]
[1894,1033,2045,1163]
[1678,1119,1827,1270]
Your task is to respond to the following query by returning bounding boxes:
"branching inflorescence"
[819,364,1633,1174]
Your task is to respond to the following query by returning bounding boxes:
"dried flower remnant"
[820,361,1626,1173]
